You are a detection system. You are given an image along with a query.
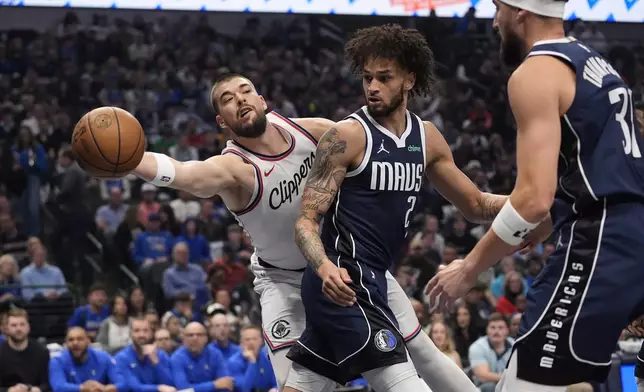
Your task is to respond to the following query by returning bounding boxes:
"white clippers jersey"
[221,111,317,271]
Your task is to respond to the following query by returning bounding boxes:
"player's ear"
[216,114,227,129]
[404,72,416,92]
[516,9,529,24]
[259,95,268,111]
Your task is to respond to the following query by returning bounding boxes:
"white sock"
[406,330,479,392]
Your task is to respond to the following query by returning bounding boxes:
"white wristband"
[150,153,176,187]
[491,200,539,246]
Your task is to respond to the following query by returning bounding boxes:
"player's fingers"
[324,279,354,306]
[424,276,438,296]
[339,267,353,284]
[332,275,356,302]
[322,284,347,306]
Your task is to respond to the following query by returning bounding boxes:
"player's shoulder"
[510,55,574,92]
[291,117,336,141]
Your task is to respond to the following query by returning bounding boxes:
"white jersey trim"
[417,115,427,168]
[362,106,412,148]
[345,115,373,178]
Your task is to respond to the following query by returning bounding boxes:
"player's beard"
[7,334,27,345]
[230,110,268,139]
[366,86,405,118]
[500,29,525,67]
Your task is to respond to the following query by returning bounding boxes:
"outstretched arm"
[294,122,364,305]
[133,153,251,198]
[462,56,568,278]
[423,121,508,223]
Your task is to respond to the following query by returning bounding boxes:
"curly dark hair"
[344,24,436,98]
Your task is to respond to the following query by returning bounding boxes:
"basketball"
[71,107,145,179]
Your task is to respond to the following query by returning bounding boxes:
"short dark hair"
[60,147,75,161]
[344,24,436,98]
[6,307,28,322]
[88,283,106,295]
[210,73,253,114]
[488,312,509,328]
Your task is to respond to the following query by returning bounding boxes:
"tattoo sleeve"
[294,128,348,271]
[476,192,509,222]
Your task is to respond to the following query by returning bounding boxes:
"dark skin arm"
[294,121,364,306]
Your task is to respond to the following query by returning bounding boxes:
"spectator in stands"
[96,294,132,354]
[428,321,462,368]
[145,310,160,332]
[115,318,175,392]
[132,212,173,268]
[509,313,522,339]
[490,257,528,299]
[95,187,129,236]
[0,214,28,263]
[49,327,126,392]
[50,147,89,280]
[127,286,148,318]
[162,313,183,344]
[14,127,48,237]
[163,292,198,328]
[208,313,240,361]
[197,199,226,242]
[168,135,199,163]
[442,245,458,265]
[174,219,211,266]
[0,314,6,342]
[162,242,207,300]
[170,191,200,224]
[137,184,161,227]
[495,271,526,316]
[468,313,513,392]
[228,325,278,392]
[99,177,132,202]
[443,214,478,255]
[154,328,177,355]
[411,215,445,256]
[170,322,233,391]
[159,205,181,237]
[451,302,482,367]
[19,242,67,301]
[0,308,50,392]
[0,254,21,303]
[223,224,252,262]
[68,283,109,341]
[114,205,144,268]
[524,254,544,287]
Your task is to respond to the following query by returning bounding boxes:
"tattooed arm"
[423,121,508,223]
[294,121,365,273]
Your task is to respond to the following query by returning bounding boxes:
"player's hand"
[318,261,356,307]
[517,214,553,255]
[142,344,159,364]
[157,385,176,392]
[214,376,235,391]
[627,316,644,337]
[425,260,476,313]
[105,385,117,392]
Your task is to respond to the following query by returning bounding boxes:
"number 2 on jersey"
[404,196,417,230]
[609,87,641,158]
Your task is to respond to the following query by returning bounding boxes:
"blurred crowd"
[0,7,643,392]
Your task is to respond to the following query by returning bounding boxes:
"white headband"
[499,0,566,19]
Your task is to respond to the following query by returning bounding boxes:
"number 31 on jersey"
[609,87,641,158]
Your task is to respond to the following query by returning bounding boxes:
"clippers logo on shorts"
[374,329,397,352]
[269,152,315,210]
[271,319,291,340]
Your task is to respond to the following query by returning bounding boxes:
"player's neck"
[376,104,408,137]
[524,20,567,50]
[233,123,290,156]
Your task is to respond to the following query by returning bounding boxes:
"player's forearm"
[133,152,215,198]
[294,216,330,271]
[471,192,509,223]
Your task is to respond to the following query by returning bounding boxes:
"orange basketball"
[71,107,145,179]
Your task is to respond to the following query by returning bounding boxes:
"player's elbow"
[513,187,554,223]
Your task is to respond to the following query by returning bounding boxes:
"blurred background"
[0,0,643,391]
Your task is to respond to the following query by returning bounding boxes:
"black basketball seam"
[116,117,143,166]
[86,111,118,166]
[75,149,121,173]
[111,107,122,175]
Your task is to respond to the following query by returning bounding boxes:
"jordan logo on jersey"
[370,161,423,192]
[377,140,389,154]
[269,152,316,210]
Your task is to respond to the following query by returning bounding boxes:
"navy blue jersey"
[320,106,426,271]
[526,38,644,230]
